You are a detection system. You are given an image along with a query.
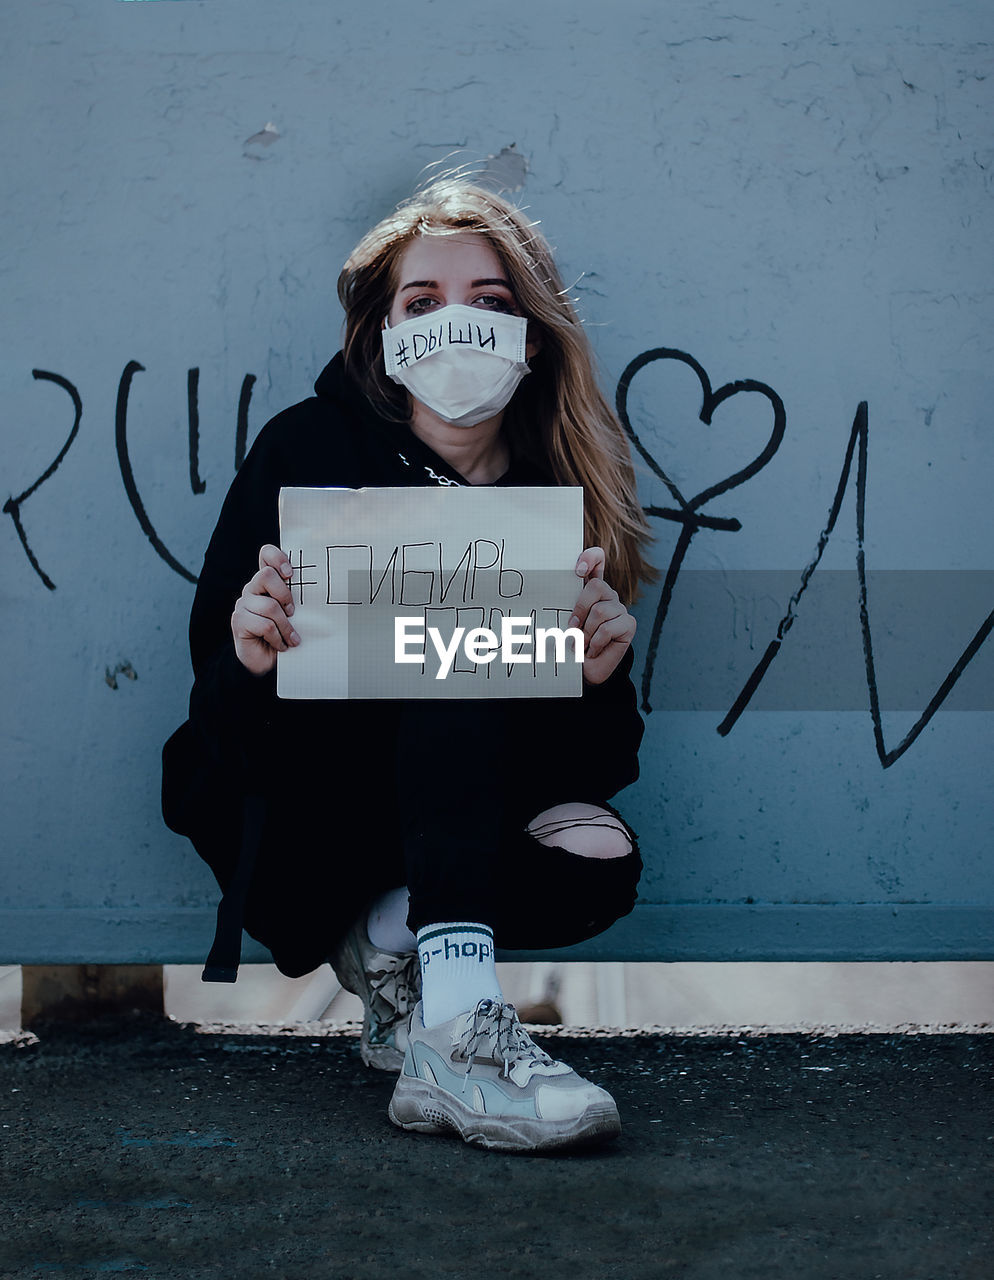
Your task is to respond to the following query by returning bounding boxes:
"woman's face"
[387,233,539,359]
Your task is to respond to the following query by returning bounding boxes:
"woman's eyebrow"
[399,278,513,290]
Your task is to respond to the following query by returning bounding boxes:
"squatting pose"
[163,179,656,1153]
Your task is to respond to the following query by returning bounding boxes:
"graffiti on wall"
[4,370,82,591]
[115,361,258,584]
[5,363,256,588]
[6,350,993,768]
[615,349,993,769]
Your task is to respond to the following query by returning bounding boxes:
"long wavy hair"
[337,180,657,605]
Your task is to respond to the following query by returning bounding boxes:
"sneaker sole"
[387,1075,621,1153]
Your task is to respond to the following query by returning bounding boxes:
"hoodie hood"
[312,351,451,481]
[313,350,390,428]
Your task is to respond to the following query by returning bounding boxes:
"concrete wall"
[3,0,992,964]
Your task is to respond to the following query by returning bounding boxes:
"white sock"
[417,922,503,1027]
[365,886,417,954]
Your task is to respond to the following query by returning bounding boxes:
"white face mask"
[382,303,530,427]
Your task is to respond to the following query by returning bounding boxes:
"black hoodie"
[161,354,644,971]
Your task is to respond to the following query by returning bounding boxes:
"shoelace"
[368,952,420,1030]
[455,1000,558,1083]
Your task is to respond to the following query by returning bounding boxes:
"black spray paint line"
[717,402,994,767]
[115,360,198,584]
[3,370,82,591]
[234,373,256,472]
[615,348,786,713]
[187,368,205,495]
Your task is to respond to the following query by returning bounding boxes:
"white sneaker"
[330,918,421,1073]
[388,999,621,1152]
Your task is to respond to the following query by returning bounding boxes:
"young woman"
[162,179,657,1153]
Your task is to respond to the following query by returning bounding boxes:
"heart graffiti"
[615,348,786,713]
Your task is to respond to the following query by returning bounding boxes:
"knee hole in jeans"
[525,802,633,860]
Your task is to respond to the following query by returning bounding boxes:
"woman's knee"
[526,802,634,860]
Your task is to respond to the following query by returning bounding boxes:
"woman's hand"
[231,545,300,676]
[568,547,636,685]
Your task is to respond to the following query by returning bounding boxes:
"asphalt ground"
[0,1019,991,1280]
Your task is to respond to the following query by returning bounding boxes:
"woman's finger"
[235,593,299,650]
[578,598,627,654]
[567,575,620,630]
[585,609,636,660]
[581,607,637,682]
[575,546,606,581]
[231,546,301,675]
[250,564,295,615]
[259,543,293,580]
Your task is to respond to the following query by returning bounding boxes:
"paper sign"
[277,486,584,699]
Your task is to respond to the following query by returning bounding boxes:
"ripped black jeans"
[223,696,643,977]
[396,700,642,949]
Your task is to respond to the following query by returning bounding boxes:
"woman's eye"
[404,293,518,316]
[405,296,439,316]
[473,294,516,313]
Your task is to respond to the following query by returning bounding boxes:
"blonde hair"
[337,180,657,605]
